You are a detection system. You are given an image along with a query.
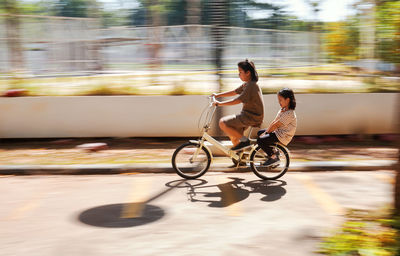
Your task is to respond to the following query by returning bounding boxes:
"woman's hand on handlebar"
[210,93,218,106]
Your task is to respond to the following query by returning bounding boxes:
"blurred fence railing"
[0,14,320,76]
[0,14,101,74]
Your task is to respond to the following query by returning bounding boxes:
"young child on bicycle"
[257,88,297,166]
[212,59,264,151]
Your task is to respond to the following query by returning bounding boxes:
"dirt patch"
[0,137,397,165]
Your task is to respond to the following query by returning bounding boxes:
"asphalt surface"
[0,171,394,256]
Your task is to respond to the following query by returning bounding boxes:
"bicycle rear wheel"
[172,142,211,179]
[250,144,289,180]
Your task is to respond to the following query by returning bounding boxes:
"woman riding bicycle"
[212,59,264,151]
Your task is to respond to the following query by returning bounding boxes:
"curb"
[0,160,396,175]
[288,160,397,172]
[0,164,175,175]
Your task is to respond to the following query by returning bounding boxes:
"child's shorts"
[221,114,248,134]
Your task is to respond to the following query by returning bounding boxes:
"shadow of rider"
[187,177,287,208]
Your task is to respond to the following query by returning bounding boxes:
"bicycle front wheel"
[250,144,289,180]
[172,142,211,179]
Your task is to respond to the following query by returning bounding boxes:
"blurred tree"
[55,0,88,17]
[204,0,292,30]
[1,0,58,16]
[0,0,24,70]
[130,5,147,26]
[304,0,324,63]
[355,0,376,61]
[129,0,298,30]
[244,1,291,29]
[54,0,101,18]
[304,0,324,30]
[165,0,186,25]
[186,0,200,24]
[130,0,202,26]
[287,18,314,31]
[0,0,20,14]
[323,20,360,61]
[375,0,400,72]
[32,1,55,15]
[10,1,47,15]
[351,0,400,71]
[130,0,187,26]
[305,0,321,17]
[101,9,128,27]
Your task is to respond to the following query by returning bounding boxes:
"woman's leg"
[219,119,242,146]
[219,115,247,147]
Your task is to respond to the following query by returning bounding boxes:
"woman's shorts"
[220,114,248,134]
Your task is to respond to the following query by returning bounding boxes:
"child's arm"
[260,119,282,136]
[266,120,283,133]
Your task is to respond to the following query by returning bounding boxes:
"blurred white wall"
[0,93,397,138]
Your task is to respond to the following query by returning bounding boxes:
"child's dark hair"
[238,59,258,82]
[278,88,296,110]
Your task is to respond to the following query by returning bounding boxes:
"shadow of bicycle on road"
[166,177,287,208]
[78,203,165,228]
[77,180,190,228]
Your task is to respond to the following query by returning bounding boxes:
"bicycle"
[171,96,291,180]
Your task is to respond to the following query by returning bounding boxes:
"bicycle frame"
[189,96,254,163]
[190,132,242,162]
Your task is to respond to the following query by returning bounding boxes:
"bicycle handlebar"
[209,95,217,106]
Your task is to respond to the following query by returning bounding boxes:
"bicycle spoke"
[250,145,289,180]
[172,142,211,179]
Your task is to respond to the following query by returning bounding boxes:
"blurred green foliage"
[323,0,400,68]
[323,19,360,62]
[0,0,21,14]
[318,208,400,256]
[376,0,400,65]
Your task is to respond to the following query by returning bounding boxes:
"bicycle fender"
[249,143,290,156]
[275,143,290,155]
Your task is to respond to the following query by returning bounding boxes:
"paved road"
[0,171,394,256]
